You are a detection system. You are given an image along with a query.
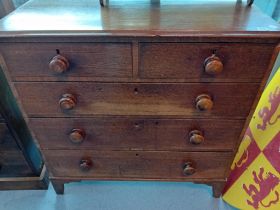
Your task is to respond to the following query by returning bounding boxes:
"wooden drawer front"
[30,118,244,151]
[0,123,18,151]
[44,150,231,179]
[139,43,274,81]
[15,82,258,118]
[0,151,34,177]
[1,43,132,79]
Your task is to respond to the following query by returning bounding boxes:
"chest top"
[0,0,279,38]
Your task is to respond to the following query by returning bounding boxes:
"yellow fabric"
[223,67,280,210]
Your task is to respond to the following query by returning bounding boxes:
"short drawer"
[139,43,274,81]
[44,150,232,179]
[30,117,244,151]
[0,151,34,177]
[1,43,132,79]
[14,82,259,118]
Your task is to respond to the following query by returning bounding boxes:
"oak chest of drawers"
[0,0,279,197]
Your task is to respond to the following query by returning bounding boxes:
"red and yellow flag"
[223,67,280,210]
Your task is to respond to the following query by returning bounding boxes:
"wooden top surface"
[0,0,279,37]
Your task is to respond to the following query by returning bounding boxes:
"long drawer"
[1,43,132,79]
[44,150,232,179]
[139,43,274,81]
[30,117,244,151]
[14,82,259,118]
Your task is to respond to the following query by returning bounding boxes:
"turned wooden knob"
[79,158,92,171]
[204,55,223,75]
[49,55,70,74]
[183,161,196,176]
[196,94,213,111]
[189,130,204,145]
[69,129,86,144]
[59,94,77,111]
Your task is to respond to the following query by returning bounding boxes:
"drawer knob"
[196,94,213,111]
[189,130,204,145]
[79,158,92,171]
[69,129,86,144]
[204,55,223,75]
[49,55,69,74]
[183,161,196,176]
[59,94,77,110]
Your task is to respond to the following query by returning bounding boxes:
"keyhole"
[134,122,142,130]
[134,88,139,95]
[212,49,217,55]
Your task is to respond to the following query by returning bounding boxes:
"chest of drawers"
[0,0,279,197]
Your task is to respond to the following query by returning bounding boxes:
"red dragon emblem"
[231,130,252,170]
[243,167,280,209]
[257,86,280,131]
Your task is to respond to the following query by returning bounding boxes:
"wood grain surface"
[139,43,274,81]
[29,117,244,151]
[0,0,279,196]
[0,0,279,35]
[14,82,259,118]
[44,150,232,179]
[1,43,132,79]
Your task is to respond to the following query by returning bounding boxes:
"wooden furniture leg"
[211,182,226,198]
[51,180,64,195]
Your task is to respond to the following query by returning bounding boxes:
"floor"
[0,181,237,210]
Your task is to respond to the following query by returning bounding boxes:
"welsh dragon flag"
[222,67,280,210]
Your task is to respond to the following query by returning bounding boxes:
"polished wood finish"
[0,0,277,34]
[139,43,274,81]
[14,82,259,118]
[44,150,231,179]
[1,43,132,79]
[0,0,278,197]
[29,118,244,151]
